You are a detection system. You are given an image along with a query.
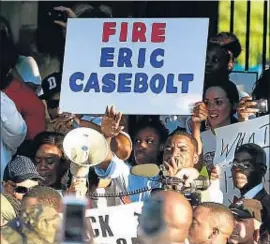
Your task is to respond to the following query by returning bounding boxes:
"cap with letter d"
[63,127,108,167]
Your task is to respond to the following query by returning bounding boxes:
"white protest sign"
[60,18,208,115]
[85,202,143,244]
[214,115,270,206]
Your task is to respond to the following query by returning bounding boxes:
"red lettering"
[132,22,146,42]
[102,22,116,42]
[119,22,128,42]
[151,23,166,43]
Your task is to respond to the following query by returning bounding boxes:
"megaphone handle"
[72,176,87,198]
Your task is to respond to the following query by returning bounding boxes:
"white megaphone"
[63,127,108,197]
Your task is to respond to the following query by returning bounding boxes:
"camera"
[61,196,87,244]
[249,99,268,114]
[47,9,68,22]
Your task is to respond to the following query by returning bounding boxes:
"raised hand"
[53,6,77,36]
[101,106,124,138]
[163,157,180,177]
[237,96,259,122]
[51,113,80,134]
[191,101,208,123]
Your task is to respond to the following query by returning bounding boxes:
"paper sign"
[214,115,270,206]
[85,202,143,244]
[60,18,209,115]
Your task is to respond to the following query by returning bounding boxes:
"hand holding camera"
[47,6,77,36]
[237,96,268,121]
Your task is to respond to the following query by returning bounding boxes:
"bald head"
[152,190,193,243]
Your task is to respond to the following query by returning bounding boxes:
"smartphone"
[61,196,87,244]
[47,9,68,22]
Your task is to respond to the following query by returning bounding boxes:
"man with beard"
[93,107,222,203]
[231,143,270,232]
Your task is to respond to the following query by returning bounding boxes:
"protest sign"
[60,18,209,115]
[85,202,143,244]
[214,115,270,206]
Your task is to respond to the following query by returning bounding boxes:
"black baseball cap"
[39,72,62,100]
[230,199,263,222]
[3,155,44,183]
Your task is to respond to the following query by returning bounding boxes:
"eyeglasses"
[231,160,255,170]
[46,100,59,109]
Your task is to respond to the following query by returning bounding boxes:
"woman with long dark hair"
[191,76,240,169]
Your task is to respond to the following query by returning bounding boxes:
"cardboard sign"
[60,18,209,115]
[85,202,143,244]
[214,115,270,206]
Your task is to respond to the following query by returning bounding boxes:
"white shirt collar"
[243,183,263,199]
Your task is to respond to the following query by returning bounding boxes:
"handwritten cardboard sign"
[85,202,143,244]
[214,115,270,206]
[60,18,208,115]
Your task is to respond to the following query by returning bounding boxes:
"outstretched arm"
[96,106,124,170]
[190,101,208,156]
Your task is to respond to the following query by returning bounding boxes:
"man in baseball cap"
[229,199,263,244]
[39,72,62,120]
[2,155,44,200]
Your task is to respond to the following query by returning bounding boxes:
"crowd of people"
[1,2,270,244]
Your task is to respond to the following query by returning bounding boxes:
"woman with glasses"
[2,155,43,200]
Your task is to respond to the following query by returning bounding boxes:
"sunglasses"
[46,100,59,109]
[14,186,33,194]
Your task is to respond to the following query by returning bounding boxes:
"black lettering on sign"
[99,215,114,237]
[89,216,99,237]
[116,238,127,244]
[248,132,255,144]
[259,122,270,146]
[220,132,246,158]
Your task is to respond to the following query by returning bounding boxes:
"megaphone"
[63,128,108,198]
[63,127,108,167]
